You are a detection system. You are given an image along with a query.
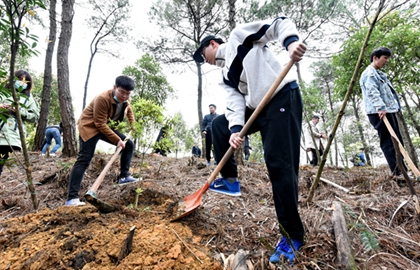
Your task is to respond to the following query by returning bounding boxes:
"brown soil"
[1,152,420,269]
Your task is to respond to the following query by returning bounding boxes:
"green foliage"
[249,133,263,163]
[30,72,61,124]
[332,11,420,99]
[122,54,175,106]
[360,229,380,252]
[169,112,192,157]
[130,97,166,155]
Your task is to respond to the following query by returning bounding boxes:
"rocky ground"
[1,152,420,269]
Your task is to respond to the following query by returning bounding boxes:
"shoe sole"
[118,181,139,186]
[65,203,86,206]
[209,188,241,196]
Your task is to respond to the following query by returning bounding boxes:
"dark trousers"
[368,113,406,175]
[310,148,318,166]
[205,130,213,162]
[67,130,134,200]
[212,86,304,241]
[0,146,12,176]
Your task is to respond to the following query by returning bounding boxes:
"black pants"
[205,130,213,162]
[0,146,12,176]
[67,130,134,200]
[309,148,323,166]
[368,113,406,175]
[212,86,304,241]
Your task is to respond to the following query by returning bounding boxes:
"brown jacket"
[78,89,135,144]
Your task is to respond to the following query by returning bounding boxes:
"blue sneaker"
[118,176,139,186]
[209,178,241,196]
[270,237,302,265]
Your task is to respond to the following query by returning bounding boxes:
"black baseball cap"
[193,35,224,63]
[312,115,320,119]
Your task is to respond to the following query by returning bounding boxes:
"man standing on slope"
[193,17,306,265]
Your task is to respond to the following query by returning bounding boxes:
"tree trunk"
[5,4,38,210]
[57,0,78,157]
[196,62,204,158]
[33,0,57,152]
[396,111,418,168]
[402,92,420,136]
[82,52,96,109]
[351,96,371,166]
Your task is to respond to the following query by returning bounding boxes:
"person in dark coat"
[201,104,218,165]
[191,142,201,157]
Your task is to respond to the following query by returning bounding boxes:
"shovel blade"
[171,182,210,221]
[85,191,120,213]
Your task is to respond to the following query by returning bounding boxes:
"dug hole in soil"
[1,152,420,269]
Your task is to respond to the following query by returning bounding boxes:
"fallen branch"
[331,201,356,269]
[316,176,349,193]
[171,227,203,264]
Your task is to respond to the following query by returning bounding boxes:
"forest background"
[1,0,420,170]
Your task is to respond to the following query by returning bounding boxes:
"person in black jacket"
[191,142,201,157]
[201,104,218,165]
[41,122,63,157]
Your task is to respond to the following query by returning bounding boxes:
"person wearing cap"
[65,75,138,207]
[193,17,306,265]
[201,104,218,166]
[304,115,327,166]
[360,47,406,175]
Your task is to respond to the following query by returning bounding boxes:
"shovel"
[85,133,131,213]
[171,60,295,221]
[383,116,420,180]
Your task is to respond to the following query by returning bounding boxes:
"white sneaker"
[65,198,86,206]
[40,153,45,156]
[50,153,56,157]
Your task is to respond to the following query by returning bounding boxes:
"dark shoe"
[270,237,302,265]
[209,178,241,196]
[118,176,139,186]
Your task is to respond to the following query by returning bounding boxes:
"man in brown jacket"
[65,75,138,206]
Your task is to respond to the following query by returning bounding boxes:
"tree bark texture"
[396,111,418,168]
[57,0,78,157]
[33,0,57,151]
[331,201,356,270]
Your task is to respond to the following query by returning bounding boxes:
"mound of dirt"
[1,153,420,269]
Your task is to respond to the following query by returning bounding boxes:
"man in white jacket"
[193,17,306,265]
[304,115,326,166]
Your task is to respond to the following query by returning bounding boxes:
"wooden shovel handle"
[89,132,132,193]
[207,61,295,185]
[383,116,420,177]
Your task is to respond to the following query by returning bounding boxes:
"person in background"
[350,148,366,166]
[304,115,326,166]
[193,16,306,265]
[201,104,218,166]
[360,47,406,176]
[0,70,40,177]
[191,141,201,157]
[154,126,169,156]
[41,122,63,157]
[65,75,138,207]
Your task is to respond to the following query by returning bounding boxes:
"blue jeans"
[42,127,62,154]
[67,130,134,200]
